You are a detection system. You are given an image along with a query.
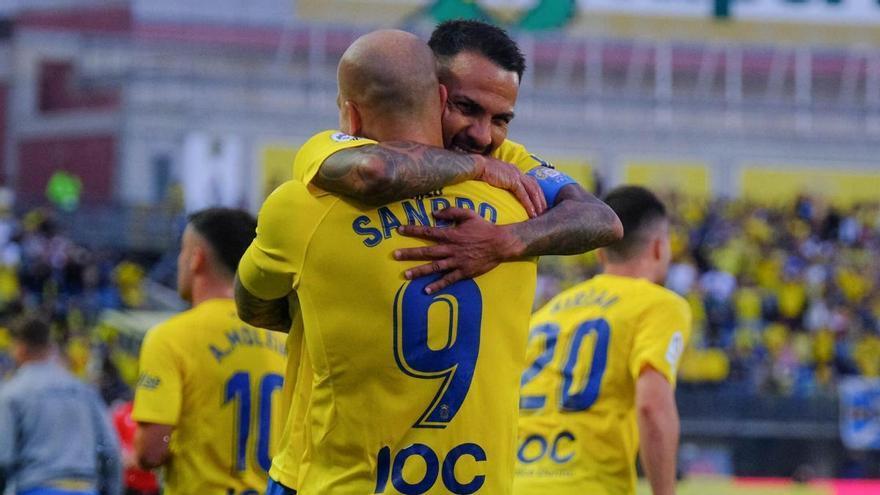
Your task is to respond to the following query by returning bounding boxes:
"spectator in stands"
[0,314,122,495]
[537,191,880,397]
[0,188,876,406]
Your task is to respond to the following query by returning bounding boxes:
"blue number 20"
[393,274,482,428]
[520,318,610,413]
[224,372,284,473]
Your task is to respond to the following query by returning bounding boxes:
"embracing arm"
[314,142,544,216]
[395,183,622,293]
[234,275,292,333]
[506,183,622,257]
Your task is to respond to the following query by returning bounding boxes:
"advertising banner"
[740,166,880,207]
[329,0,880,26]
[624,160,711,197]
[728,0,880,24]
[181,132,246,213]
[840,378,880,451]
[582,0,880,25]
[260,145,298,200]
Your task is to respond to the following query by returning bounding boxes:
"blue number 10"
[393,274,482,428]
[224,372,284,473]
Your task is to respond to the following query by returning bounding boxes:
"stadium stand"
[0,204,158,381]
[538,192,880,397]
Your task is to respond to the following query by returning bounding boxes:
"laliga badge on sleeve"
[331,132,361,143]
[666,331,685,369]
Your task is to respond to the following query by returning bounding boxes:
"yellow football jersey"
[132,299,288,495]
[492,138,552,172]
[239,132,538,494]
[291,130,548,186]
[513,274,691,495]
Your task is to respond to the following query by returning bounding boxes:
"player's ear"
[651,236,663,262]
[344,101,362,136]
[191,244,207,274]
[439,84,452,120]
[438,83,448,113]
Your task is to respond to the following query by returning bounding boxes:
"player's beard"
[449,135,490,156]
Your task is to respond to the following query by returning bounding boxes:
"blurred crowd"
[2,193,880,401]
[0,203,151,392]
[0,190,878,492]
[539,194,880,397]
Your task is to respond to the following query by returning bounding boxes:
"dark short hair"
[601,185,668,262]
[429,20,526,80]
[10,314,51,349]
[187,208,257,276]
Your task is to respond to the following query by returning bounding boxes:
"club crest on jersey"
[330,132,361,143]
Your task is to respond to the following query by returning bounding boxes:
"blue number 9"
[393,274,482,428]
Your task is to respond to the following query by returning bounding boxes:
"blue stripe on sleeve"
[525,167,579,206]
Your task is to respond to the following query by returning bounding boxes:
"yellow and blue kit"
[132,299,288,495]
[513,274,691,495]
[238,131,539,494]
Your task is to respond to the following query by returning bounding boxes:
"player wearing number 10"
[514,186,692,495]
[132,209,287,495]
[236,31,537,494]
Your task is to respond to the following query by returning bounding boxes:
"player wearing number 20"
[237,31,539,495]
[514,186,692,495]
[132,209,287,495]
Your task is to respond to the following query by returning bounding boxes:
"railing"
[19,5,880,138]
[90,22,877,138]
[676,385,848,477]
[23,203,184,251]
[677,385,838,440]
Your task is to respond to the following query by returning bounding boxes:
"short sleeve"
[237,240,293,301]
[293,130,378,185]
[629,293,692,387]
[237,181,331,300]
[492,139,554,173]
[132,328,183,426]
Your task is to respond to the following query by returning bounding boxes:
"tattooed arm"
[395,183,623,294]
[507,184,622,257]
[234,275,292,333]
[314,142,545,217]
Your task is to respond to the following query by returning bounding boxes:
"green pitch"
[638,478,831,495]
